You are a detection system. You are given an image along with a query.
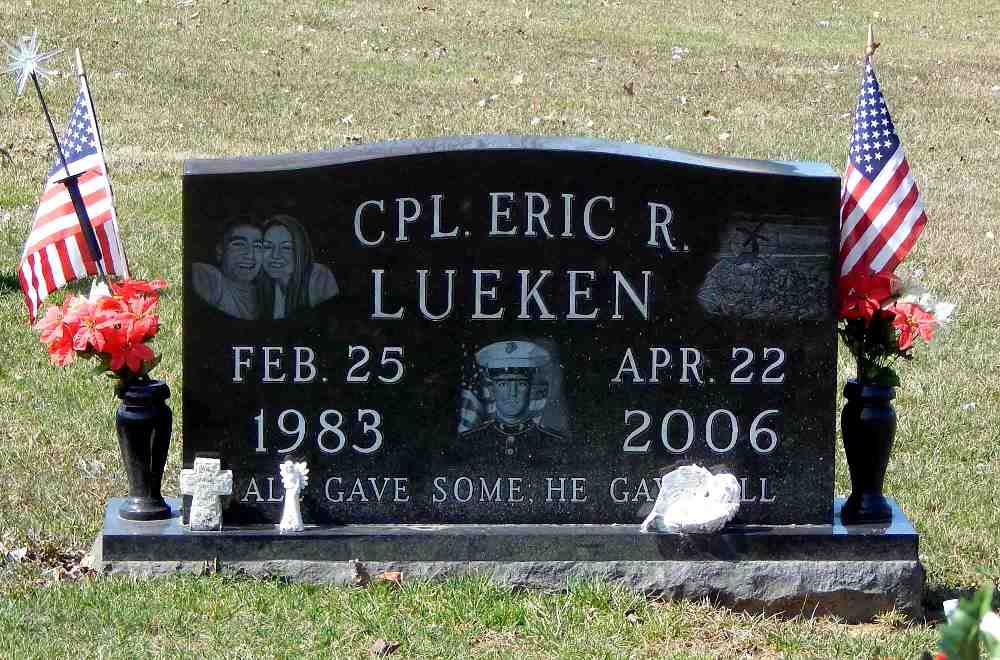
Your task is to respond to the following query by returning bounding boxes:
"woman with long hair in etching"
[259,214,339,319]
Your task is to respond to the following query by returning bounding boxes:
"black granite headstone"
[183,136,839,526]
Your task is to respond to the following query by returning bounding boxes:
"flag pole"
[865,24,880,59]
[28,69,109,283]
[75,49,127,280]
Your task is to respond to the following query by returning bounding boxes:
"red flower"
[934,653,948,660]
[838,272,897,322]
[67,300,109,352]
[35,278,165,379]
[108,322,156,373]
[839,292,880,321]
[125,293,160,341]
[112,278,166,302]
[892,302,937,351]
[34,303,67,345]
[46,330,76,366]
[840,272,896,303]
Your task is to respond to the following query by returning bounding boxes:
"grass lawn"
[1,0,998,657]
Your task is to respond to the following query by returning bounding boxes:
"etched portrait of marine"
[191,214,338,320]
[455,339,570,464]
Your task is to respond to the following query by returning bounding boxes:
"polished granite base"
[87,497,923,622]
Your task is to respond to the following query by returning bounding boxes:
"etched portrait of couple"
[192,214,338,320]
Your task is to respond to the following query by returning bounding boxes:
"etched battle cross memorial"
[94,136,922,620]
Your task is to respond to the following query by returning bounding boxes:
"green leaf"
[939,583,996,660]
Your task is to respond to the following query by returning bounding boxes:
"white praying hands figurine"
[278,459,309,533]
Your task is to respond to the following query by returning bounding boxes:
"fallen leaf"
[702,109,719,121]
[623,81,635,96]
[376,570,403,586]
[351,559,370,587]
[370,640,401,657]
[6,547,28,563]
[530,96,541,112]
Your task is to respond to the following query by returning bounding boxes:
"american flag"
[18,76,129,322]
[839,55,927,278]
[457,349,488,433]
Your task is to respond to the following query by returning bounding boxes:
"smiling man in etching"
[192,221,264,320]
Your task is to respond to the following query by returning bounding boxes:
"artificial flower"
[33,278,165,387]
[34,303,66,344]
[837,271,952,387]
[839,271,896,306]
[109,339,154,373]
[892,302,937,351]
[69,301,108,352]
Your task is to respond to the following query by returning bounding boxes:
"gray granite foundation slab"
[87,497,923,622]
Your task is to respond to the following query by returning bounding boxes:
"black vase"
[116,379,172,521]
[841,379,896,525]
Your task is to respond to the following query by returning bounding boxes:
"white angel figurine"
[278,459,309,533]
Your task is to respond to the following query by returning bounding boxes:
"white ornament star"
[3,32,62,96]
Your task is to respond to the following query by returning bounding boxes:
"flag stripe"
[840,171,916,275]
[35,173,108,221]
[876,212,927,273]
[46,244,66,289]
[33,252,50,300]
[855,184,920,271]
[25,190,112,249]
[871,207,927,273]
[843,158,912,253]
[96,224,113,274]
[840,149,907,246]
[19,262,37,320]
[54,240,74,282]
[66,235,87,278]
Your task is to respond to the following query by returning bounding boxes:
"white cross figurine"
[179,457,233,531]
[278,459,309,533]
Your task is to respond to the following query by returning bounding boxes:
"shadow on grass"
[0,272,129,299]
[923,579,1000,623]
[0,272,20,296]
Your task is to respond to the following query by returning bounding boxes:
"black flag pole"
[29,69,109,284]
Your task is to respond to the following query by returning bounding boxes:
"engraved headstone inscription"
[182,136,841,527]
